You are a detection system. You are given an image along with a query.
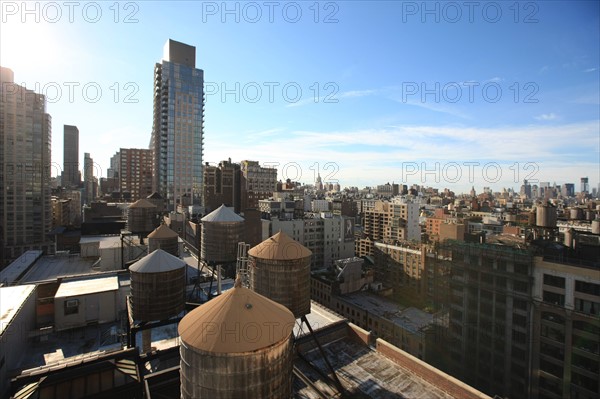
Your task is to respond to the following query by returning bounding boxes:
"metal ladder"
[235,242,251,288]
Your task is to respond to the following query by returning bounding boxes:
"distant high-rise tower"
[62,125,80,188]
[580,177,589,194]
[0,67,52,261]
[151,39,204,210]
[83,153,95,204]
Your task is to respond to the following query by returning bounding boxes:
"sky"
[1,0,599,193]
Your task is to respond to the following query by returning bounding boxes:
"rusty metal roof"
[178,284,295,353]
[248,231,312,260]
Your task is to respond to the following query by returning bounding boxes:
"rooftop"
[0,284,36,336]
[79,235,123,249]
[0,250,43,286]
[341,292,433,334]
[54,276,119,298]
[9,307,490,399]
[296,335,455,398]
[19,254,100,284]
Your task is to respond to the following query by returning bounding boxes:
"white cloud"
[534,113,558,121]
[205,120,599,191]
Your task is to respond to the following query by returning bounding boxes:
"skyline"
[1,1,598,192]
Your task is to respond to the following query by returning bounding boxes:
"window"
[541,325,564,342]
[540,342,563,361]
[513,313,527,328]
[543,274,566,289]
[514,280,529,293]
[543,291,565,306]
[574,298,599,316]
[540,358,563,378]
[497,260,507,272]
[575,281,600,296]
[64,299,79,315]
[541,311,565,325]
[514,298,528,311]
[512,329,527,344]
[573,320,600,335]
[514,263,529,275]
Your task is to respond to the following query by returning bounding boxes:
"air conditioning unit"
[66,299,79,308]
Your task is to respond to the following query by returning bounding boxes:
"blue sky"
[1,1,598,193]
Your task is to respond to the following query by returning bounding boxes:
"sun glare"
[1,18,63,79]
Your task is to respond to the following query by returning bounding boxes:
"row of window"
[543,274,600,297]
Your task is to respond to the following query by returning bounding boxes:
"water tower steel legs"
[299,315,346,397]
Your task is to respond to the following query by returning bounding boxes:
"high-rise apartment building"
[444,240,534,398]
[531,257,599,399]
[265,214,355,269]
[240,160,277,209]
[107,151,120,179]
[357,198,420,256]
[62,125,80,188]
[562,183,575,197]
[117,148,153,201]
[580,177,589,194]
[83,153,95,204]
[203,159,241,213]
[151,39,204,210]
[0,67,52,261]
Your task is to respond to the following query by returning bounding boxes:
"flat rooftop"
[0,250,43,286]
[341,292,433,333]
[79,235,123,249]
[294,301,344,338]
[19,254,100,283]
[296,336,454,398]
[12,319,491,399]
[55,276,119,298]
[0,284,36,336]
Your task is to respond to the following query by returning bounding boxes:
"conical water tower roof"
[129,249,185,273]
[147,224,178,239]
[129,198,157,209]
[201,204,244,223]
[178,282,295,353]
[248,231,312,260]
[147,192,163,199]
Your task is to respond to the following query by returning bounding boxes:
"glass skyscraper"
[151,39,204,210]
